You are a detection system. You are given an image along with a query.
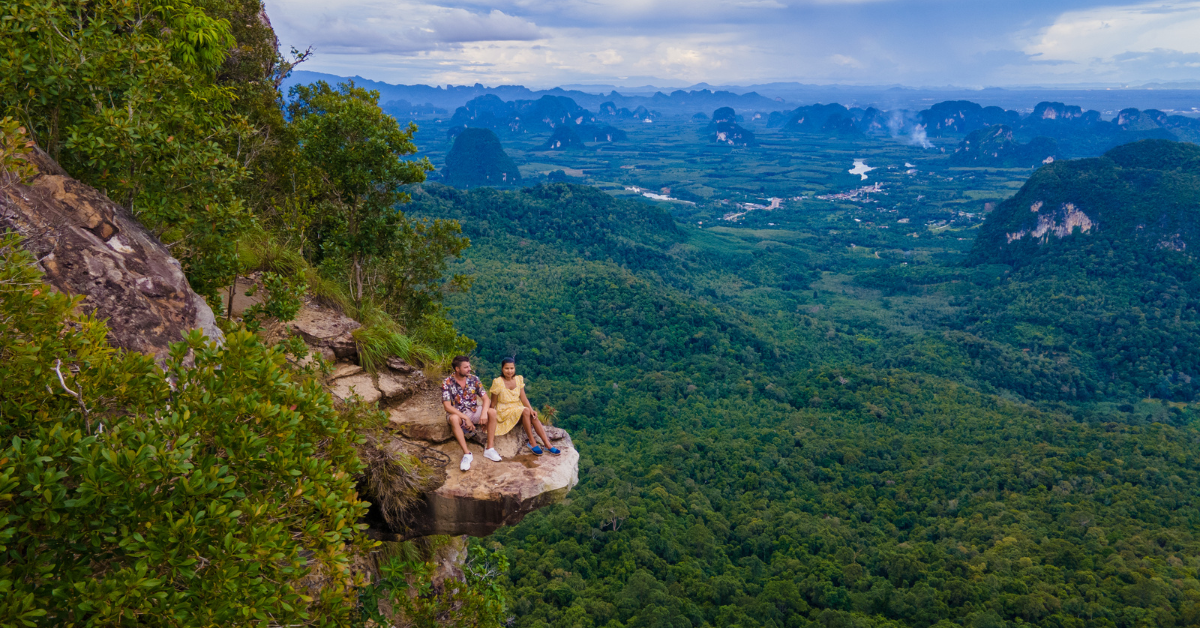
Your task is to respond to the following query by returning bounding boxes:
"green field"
[408,117,1043,273]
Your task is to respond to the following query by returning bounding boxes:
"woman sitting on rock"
[490,358,560,455]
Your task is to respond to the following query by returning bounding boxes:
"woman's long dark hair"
[500,357,515,367]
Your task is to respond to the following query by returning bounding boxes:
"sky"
[263,0,1200,88]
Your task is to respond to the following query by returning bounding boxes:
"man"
[442,355,502,470]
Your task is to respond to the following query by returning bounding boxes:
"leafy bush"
[359,539,509,627]
[352,324,430,374]
[243,271,307,330]
[0,233,373,626]
[0,0,250,300]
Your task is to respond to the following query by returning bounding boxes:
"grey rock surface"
[288,304,359,360]
[0,149,223,357]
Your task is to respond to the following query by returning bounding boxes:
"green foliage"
[243,271,307,330]
[0,233,377,625]
[360,539,509,627]
[352,324,431,374]
[497,371,1200,628]
[950,125,1057,168]
[412,313,478,367]
[381,215,473,328]
[0,0,251,300]
[288,80,433,307]
[410,182,683,277]
[0,117,36,187]
[965,140,1200,400]
[407,174,1200,627]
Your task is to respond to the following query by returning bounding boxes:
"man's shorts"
[448,406,482,426]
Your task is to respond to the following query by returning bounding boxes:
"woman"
[489,358,560,455]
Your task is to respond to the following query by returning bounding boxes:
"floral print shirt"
[442,374,485,413]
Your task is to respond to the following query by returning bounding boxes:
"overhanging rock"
[369,387,579,540]
[243,281,580,540]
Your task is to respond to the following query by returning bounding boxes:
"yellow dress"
[489,376,527,436]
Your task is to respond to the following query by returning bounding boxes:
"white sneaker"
[460,453,473,471]
[483,448,502,462]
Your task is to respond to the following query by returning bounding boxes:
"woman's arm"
[519,388,538,417]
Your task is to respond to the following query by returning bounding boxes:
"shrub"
[0,233,373,626]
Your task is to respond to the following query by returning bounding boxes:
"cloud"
[1113,47,1200,68]
[1022,0,1200,77]
[266,1,542,55]
[428,9,542,43]
[264,0,1198,88]
[430,0,802,27]
[829,54,864,69]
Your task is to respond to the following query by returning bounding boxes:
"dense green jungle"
[403,110,1200,626]
[4,1,1200,625]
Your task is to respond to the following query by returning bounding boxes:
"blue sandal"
[547,446,561,455]
[529,445,544,455]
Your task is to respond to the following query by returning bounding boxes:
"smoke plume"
[886,110,932,149]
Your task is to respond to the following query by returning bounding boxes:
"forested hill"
[970,140,1200,264]
[410,180,1200,628]
[958,140,1200,402]
[411,183,684,276]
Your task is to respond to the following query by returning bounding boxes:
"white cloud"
[428,9,542,43]
[264,0,1197,87]
[266,1,542,54]
[829,54,864,69]
[1022,0,1200,79]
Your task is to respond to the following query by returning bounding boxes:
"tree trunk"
[227,277,237,319]
[354,252,363,309]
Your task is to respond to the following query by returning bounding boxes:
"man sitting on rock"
[443,355,501,470]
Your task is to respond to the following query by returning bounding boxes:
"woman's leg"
[531,415,552,448]
[485,408,499,450]
[521,408,536,445]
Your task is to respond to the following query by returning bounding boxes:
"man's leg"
[447,413,470,455]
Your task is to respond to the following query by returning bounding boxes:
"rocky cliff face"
[5,148,578,544]
[0,149,223,357]
[235,278,580,541]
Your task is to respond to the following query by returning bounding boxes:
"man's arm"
[475,378,491,411]
[444,399,466,419]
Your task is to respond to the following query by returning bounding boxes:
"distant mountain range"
[430,88,1199,158]
[283,71,1200,117]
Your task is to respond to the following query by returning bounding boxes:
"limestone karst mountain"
[961,139,1200,400]
[708,106,757,146]
[950,124,1057,168]
[450,94,596,133]
[784,102,852,132]
[575,123,628,142]
[442,127,523,187]
[917,100,1021,136]
[970,139,1200,263]
[541,124,586,150]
